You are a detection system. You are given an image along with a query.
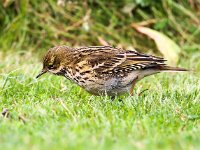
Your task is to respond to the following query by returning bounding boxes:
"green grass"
[0,51,200,150]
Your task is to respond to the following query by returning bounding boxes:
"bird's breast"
[63,68,140,96]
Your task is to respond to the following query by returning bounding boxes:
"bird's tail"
[158,65,189,72]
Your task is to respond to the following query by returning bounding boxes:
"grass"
[0,51,200,150]
[1,0,200,149]
[1,0,200,52]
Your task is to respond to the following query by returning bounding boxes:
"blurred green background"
[1,0,199,55]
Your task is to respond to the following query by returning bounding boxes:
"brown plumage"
[36,45,188,96]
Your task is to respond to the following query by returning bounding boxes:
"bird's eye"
[48,64,54,69]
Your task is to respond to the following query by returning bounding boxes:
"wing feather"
[73,46,166,75]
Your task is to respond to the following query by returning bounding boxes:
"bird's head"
[36,46,72,78]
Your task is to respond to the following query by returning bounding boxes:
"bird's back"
[61,46,167,95]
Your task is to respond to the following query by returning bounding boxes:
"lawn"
[0,50,199,150]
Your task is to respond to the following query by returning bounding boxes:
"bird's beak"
[36,69,47,78]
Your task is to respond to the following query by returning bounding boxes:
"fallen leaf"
[133,26,181,65]
[131,19,157,27]
[98,37,109,46]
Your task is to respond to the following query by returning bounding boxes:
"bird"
[36,45,188,96]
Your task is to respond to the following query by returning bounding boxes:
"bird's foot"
[110,96,124,104]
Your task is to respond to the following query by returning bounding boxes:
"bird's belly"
[68,71,141,96]
[82,77,132,96]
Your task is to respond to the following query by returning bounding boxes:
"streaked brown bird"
[36,45,187,96]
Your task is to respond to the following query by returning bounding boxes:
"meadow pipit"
[36,46,187,96]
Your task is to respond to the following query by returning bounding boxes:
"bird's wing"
[75,46,166,76]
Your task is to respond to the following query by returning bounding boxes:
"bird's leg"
[130,76,138,96]
[111,96,115,101]
[110,96,124,104]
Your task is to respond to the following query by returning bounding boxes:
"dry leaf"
[98,37,109,46]
[134,26,181,65]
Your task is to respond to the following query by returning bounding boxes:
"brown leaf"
[133,26,181,65]
[98,37,109,46]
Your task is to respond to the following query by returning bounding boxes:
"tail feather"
[159,65,189,72]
